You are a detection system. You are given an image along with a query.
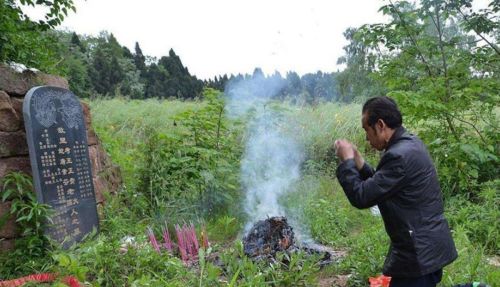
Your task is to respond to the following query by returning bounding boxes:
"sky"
[25,0,391,80]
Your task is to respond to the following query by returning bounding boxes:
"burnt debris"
[243,216,294,258]
[243,216,344,267]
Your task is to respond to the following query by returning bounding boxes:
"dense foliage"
[0,0,498,286]
[351,0,499,197]
[58,32,205,99]
[0,0,74,74]
[137,89,242,217]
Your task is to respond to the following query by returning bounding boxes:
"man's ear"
[376,119,386,131]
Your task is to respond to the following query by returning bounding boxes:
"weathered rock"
[88,144,112,175]
[10,96,25,131]
[81,102,92,126]
[0,201,19,238]
[89,143,122,203]
[10,96,24,119]
[0,91,21,132]
[0,63,68,96]
[87,127,98,146]
[0,131,29,157]
[88,145,102,174]
[0,157,32,178]
[93,175,107,204]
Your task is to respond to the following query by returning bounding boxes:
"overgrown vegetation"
[354,0,499,198]
[136,89,242,218]
[1,0,498,285]
[0,172,53,276]
[3,94,498,285]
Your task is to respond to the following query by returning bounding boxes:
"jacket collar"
[386,126,407,150]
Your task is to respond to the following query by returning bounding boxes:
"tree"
[109,55,124,92]
[89,47,110,94]
[153,49,203,99]
[336,27,385,102]
[134,42,147,75]
[70,32,86,53]
[357,0,499,196]
[252,67,265,79]
[0,0,76,72]
[301,73,318,104]
[144,63,169,98]
[285,71,302,96]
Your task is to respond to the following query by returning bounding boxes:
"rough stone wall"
[0,63,122,251]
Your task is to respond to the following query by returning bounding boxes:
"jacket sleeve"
[359,162,375,180]
[336,153,406,209]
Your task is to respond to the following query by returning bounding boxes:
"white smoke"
[225,74,304,232]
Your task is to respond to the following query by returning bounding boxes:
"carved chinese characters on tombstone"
[23,86,99,247]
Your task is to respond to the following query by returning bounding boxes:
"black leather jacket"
[336,127,457,277]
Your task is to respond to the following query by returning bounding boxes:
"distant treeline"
[35,31,366,103]
[1,0,379,102]
[205,68,342,104]
[45,31,205,100]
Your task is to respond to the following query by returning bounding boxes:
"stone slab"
[23,86,99,248]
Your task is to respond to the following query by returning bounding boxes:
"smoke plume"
[225,74,304,232]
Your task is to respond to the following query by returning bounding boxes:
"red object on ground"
[0,273,81,287]
[162,223,173,252]
[369,275,392,287]
[62,276,82,287]
[147,226,161,254]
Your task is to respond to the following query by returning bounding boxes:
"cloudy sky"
[26,0,391,79]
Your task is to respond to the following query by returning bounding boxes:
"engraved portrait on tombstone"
[23,86,99,248]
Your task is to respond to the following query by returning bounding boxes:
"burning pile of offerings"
[243,216,345,267]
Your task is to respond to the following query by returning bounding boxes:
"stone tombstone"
[23,86,99,247]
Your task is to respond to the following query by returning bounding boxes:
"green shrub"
[136,89,242,218]
[446,180,500,253]
[0,172,53,278]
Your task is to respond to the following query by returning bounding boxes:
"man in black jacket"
[335,96,457,287]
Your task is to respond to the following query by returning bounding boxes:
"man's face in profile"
[362,112,386,151]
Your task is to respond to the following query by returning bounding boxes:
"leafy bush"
[446,180,500,253]
[0,172,53,278]
[0,0,75,73]
[356,0,500,197]
[137,89,242,217]
[88,97,203,188]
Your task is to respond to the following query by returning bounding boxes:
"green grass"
[87,97,205,188]
[88,99,500,286]
[2,98,497,286]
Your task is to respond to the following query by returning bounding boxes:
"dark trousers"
[389,269,443,287]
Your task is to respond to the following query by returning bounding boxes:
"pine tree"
[134,42,147,74]
[70,32,86,53]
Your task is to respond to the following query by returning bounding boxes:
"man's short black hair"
[362,96,402,129]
